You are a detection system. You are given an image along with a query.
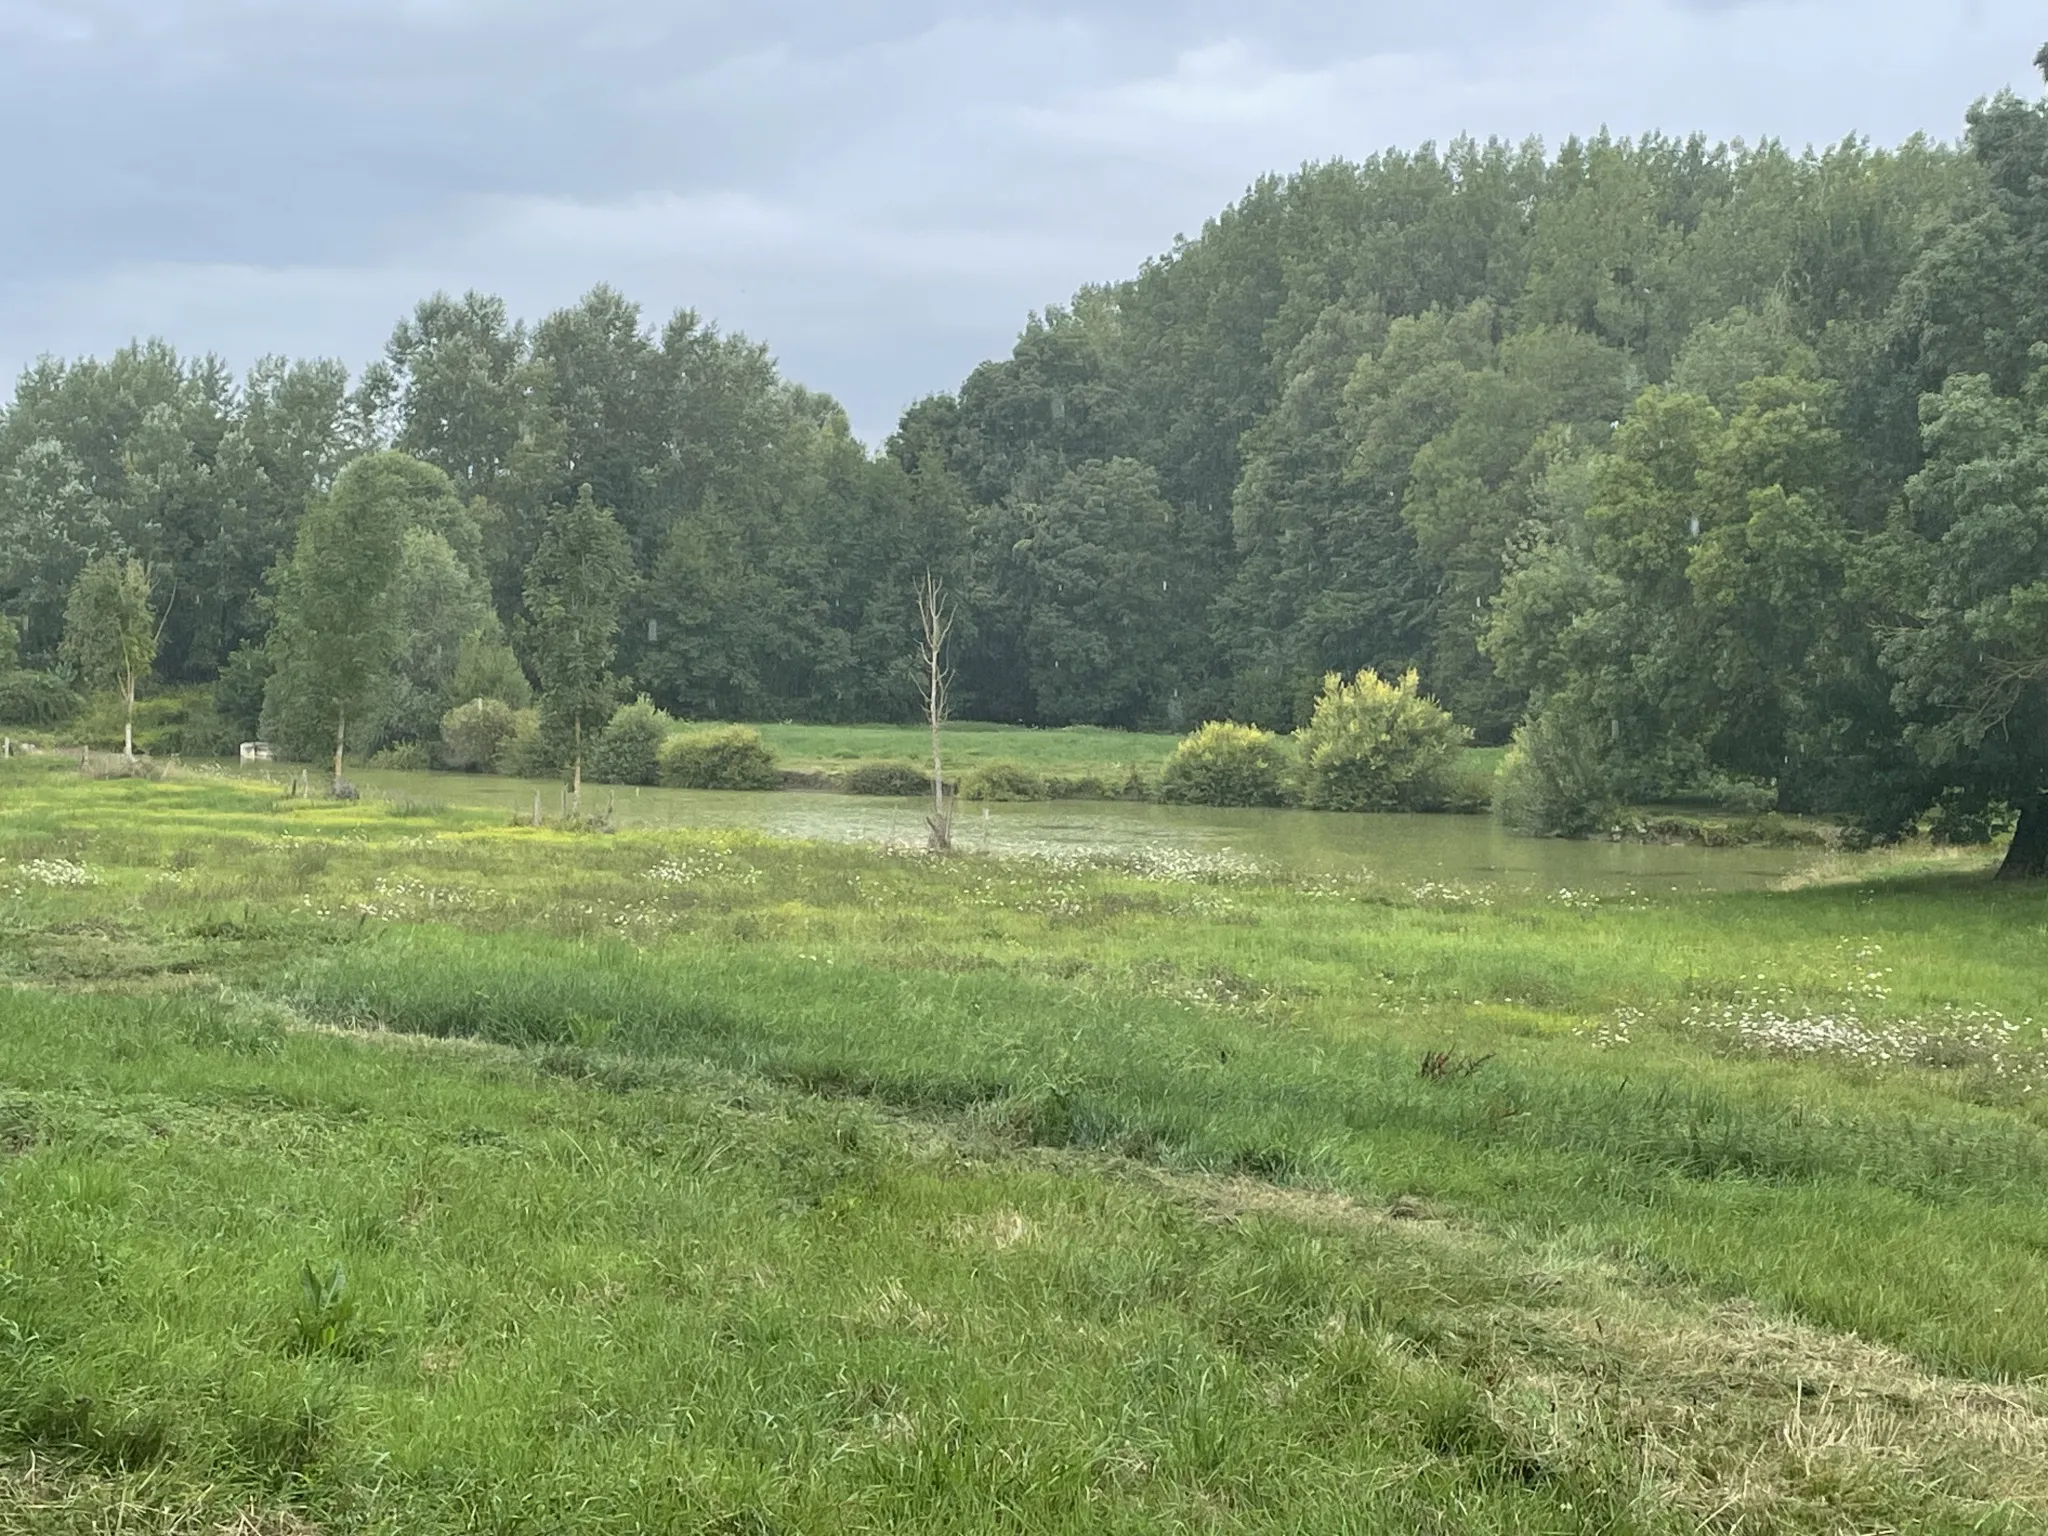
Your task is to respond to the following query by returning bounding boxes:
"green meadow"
[3,759,2047,1533]
[748,720,1178,778]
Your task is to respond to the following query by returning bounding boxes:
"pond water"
[346,768,1813,897]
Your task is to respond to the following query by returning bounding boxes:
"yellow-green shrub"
[1158,721,1294,807]
[1300,669,1468,812]
[658,725,780,790]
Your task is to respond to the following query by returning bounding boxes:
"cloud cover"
[1,0,2041,440]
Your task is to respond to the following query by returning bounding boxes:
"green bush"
[1926,790,2014,848]
[1705,775,1779,816]
[1439,753,1501,816]
[1300,669,1469,813]
[0,671,79,727]
[64,685,225,755]
[959,761,1048,802]
[588,698,674,786]
[153,692,242,757]
[369,741,434,771]
[494,710,556,779]
[1158,721,1294,808]
[658,726,780,791]
[1493,707,1620,836]
[1044,773,1116,801]
[440,698,522,773]
[449,631,532,710]
[843,761,932,797]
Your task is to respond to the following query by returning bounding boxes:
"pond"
[345,768,1813,897]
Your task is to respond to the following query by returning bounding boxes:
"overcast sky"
[0,1,2041,441]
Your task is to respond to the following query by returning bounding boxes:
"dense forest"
[6,50,2048,865]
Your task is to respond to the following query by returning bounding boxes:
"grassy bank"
[752,721,1177,778]
[2,760,2046,1530]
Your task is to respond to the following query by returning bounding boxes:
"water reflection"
[348,768,1808,896]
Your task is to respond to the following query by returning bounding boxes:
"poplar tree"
[261,454,419,787]
[524,485,634,804]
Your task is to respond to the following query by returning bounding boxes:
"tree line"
[5,49,2048,868]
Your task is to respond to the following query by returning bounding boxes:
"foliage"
[0,670,79,727]
[998,457,1205,728]
[959,761,1049,801]
[292,1261,356,1355]
[657,725,780,790]
[260,454,425,776]
[1880,368,2048,875]
[841,761,932,796]
[1493,707,1623,836]
[439,697,521,773]
[1158,721,1295,808]
[1925,790,2016,848]
[5,53,2048,873]
[449,629,531,710]
[369,741,433,771]
[493,709,553,779]
[212,643,272,742]
[523,485,635,785]
[587,697,674,786]
[382,524,505,748]
[59,555,159,754]
[70,684,230,757]
[1299,669,1468,812]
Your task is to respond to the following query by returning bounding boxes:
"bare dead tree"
[918,571,955,852]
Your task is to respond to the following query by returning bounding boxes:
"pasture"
[2,759,2045,1532]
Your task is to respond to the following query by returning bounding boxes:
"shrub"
[959,761,1048,802]
[1159,721,1294,808]
[658,726,780,791]
[494,710,556,779]
[1044,774,1115,801]
[0,671,79,727]
[441,698,522,773]
[1493,707,1620,836]
[152,693,242,757]
[1926,790,2014,848]
[369,740,433,771]
[588,697,674,786]
[1439,753,1500,816]
[449,631,531,710]
[843,761,932,797]
[65,685,223,755]
[1705,775,1779,816]
[1299,669,1468,813]
[212,643,271,741]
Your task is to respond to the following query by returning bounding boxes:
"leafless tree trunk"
[918,572,954,852]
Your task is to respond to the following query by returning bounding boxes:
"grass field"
[3,759,2046,1532]
[747,721,1179,777]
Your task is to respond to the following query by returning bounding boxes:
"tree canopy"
[6,48,2048,865]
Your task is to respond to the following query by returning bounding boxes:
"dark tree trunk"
[1997,796,2048,880]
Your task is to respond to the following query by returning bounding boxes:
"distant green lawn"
[748,720,1180,775]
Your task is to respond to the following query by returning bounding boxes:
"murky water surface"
[346,769,1810,896]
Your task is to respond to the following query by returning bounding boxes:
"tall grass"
[2,760,2047,1530]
